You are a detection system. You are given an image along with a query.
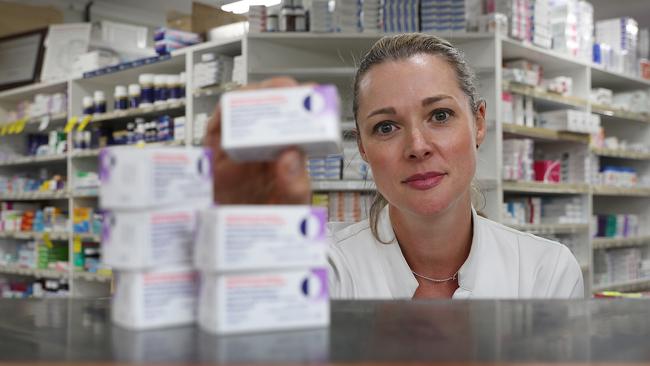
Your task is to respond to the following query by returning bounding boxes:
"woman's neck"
[389,193,473,279]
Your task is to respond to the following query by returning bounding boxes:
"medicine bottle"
[93,91,107,114]
[128,84,141,109]
[82,96,94,116]
[139,74,155,107]
[113,86,128,111]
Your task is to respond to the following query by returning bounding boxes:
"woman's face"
[356,54,486,217]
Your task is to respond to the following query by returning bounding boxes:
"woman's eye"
[373,122,396,135]
[431,110,452,123]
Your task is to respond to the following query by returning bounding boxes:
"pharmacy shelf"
[0,231,69,241]
[249,67,357,78]
[0,80,67,101]
[311,180,376,192]
[249,31,495,41]
[502,123,590,144]
[0,191,68,201]
[74,233,101,242]
[592,186,650,197]
[593,236,650,250]
[0,265,68,279]
[0,153,67,167]
[71,140,185,159]
[0,112,68,129]
[591,104,650,124]
[502,81,588,109]
[89,101,185,123]
[502,181,590,194]
[193,83,240,98]
[504,223,589,235]
[70,189,99,198]
[593,278,650,293]
[591,147,650,160]
[590,64,650,91]
[73,271,112,283]
[501,37,588,71]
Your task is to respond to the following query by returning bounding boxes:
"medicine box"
[99,146,212,209]
[112,266,198,329]
[195,205,328,272]
[198,268,329,334]
[102,204,207,269]
[220,85,342,161]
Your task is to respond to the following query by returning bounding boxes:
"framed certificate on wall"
[0,28,47,91]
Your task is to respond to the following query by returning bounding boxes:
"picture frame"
[0,28,47,91]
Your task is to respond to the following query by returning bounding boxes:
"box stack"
[549,0,579,58]
[311,0,335,32]
[362,0,382,33]
[596,17,639,76]
[194,206,330,334]
[195,84,341,334]
[100,147,213,329]
[420,0,466,33]
[248,6,268,33]
[193,53,234,89]
[154,28,202,55]
[334,0,363,32]
[577,1,593,62]
[489,0,531,41]
[502,139,534,181]
[530,0,551,49]
[382,0,420,33]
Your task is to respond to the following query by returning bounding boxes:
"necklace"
[411,270,458,283]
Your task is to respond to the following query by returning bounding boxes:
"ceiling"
[590,0,650,29]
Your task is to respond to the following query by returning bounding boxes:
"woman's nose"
[404,127,433,160]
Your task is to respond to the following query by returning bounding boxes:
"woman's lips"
[402,171,446,190]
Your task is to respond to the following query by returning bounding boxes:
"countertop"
[1,299,650,363]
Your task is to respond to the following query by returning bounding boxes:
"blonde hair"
[353,33,483,242]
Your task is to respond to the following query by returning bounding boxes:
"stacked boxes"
[530,0,551,49]
[549,0,580,58]
[248,6,268,33]
[502,139,534,181]
[193,54,234,89]
[194,206,329,334]
[362,0,382,33]
[420,0,466,33]
[100,146,213,329]
[201,84,341,334]
[502,196,586,225]
[596,17,639,75]
[537,110,601,134]
[334,0,363,32]
[489,0,531,41]
[311,0,335,32]
[382,0,420,33]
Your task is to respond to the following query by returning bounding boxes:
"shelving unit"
[2,30,650,297]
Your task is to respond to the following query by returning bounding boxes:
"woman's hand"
[204,77,312,204]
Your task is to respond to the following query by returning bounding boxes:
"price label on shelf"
[43,233,54,249]
[63,116,79,133]
[77,115,92,131]
[0,124,7,136]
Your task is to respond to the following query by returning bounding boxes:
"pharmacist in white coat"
[206,33,583,300]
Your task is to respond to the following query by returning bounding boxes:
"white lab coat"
[327,206,584,299]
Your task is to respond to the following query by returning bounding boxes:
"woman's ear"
[474,100,487,148]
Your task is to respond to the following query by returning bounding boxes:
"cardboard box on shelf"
[166,2,247,36]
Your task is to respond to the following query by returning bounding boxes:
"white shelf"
[73,271,112,283]
[0,265,68,279]
[249,67,356,78]
[593,236,650,250]
[71,149,101,158]
[501,37,588,71]
[0,112,68,129]
[0,231,69,241]
[90,101,185,123]
[502,123,590,144]
[591,104,650,124]
[590,64,650,91]
[312,180,376,192]
[593,278,650,293]
[592,186,650,197]
[193,83,240,98]
[70,189,99,198]
[0,80,67,101]
[0,154,67,167]
[591,147,650,160]
[71,140,184,159]
[504,223,589,235]
[0,191,68,201]
[502,181,590,194]
[502,81,588,109]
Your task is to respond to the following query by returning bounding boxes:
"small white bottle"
[93,91,107,114]
[139,74,155,107]
[114,86,128,111]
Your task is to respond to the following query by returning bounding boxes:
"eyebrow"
[365,95,454,119]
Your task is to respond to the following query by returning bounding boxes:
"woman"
[206,33,584,299]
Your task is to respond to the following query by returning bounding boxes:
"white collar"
[375,205,480,298]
